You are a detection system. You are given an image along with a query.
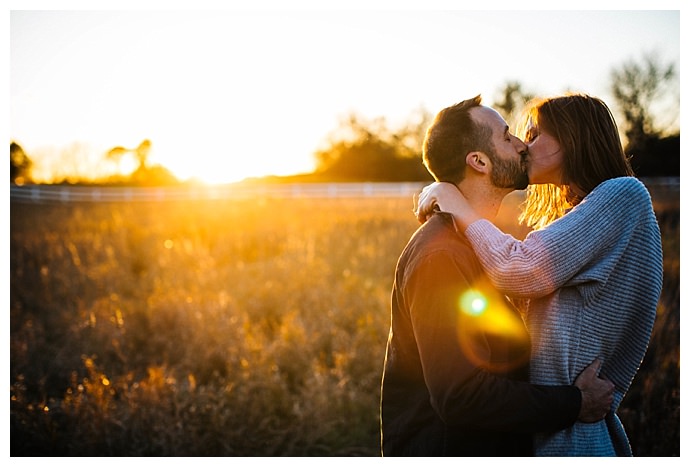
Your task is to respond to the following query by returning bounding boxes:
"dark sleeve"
[406,251,581,433]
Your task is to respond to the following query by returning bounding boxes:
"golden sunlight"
[155,141,314,185]
[150,144,246,185]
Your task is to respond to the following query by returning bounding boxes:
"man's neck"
[456,180,509,222]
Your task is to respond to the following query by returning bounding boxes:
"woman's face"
[525,123,564,185]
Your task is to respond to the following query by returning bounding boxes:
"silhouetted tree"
[106,139,152,173]
[103,139,178,185]
[10,142,32,184]
[314,112,433,182]
[106,146,129,171]
[391,105,434,159]
[610,53,679,177]
[610,53,677,148]
[492,81,534,128]
[134,139,152,170]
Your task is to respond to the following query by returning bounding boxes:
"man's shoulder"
[412,212,469,245]
[401,213,477,265]
[395,217,485,300]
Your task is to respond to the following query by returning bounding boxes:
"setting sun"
[147,131,318,185]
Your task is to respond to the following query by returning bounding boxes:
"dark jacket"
[380,213,580,456]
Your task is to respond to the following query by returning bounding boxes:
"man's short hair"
[423,95,493,184]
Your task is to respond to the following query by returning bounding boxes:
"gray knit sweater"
[464,177,663,456]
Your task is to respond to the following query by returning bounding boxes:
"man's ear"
[465,151,490,174]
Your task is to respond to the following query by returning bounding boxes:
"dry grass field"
[9,183,679,456]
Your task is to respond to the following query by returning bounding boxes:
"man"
[380,95,613,456]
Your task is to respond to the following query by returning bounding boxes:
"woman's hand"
[414,182,480,230]
[414,182,462,222]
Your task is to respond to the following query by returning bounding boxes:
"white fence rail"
[9,182,428,203]
[9,178,678,204]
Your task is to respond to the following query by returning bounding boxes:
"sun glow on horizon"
[12,133,319,185]
[154,144,317,185]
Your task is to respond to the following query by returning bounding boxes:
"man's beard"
[490,153,529,190]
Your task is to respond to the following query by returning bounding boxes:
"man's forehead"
[471,106,507,128]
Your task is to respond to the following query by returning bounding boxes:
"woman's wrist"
[450,210,482,233]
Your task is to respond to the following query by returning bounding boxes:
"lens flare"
[455,279,531,372]
[460,289,488,316]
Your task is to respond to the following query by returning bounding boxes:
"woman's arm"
[466,178,651,297]
[418,178,652,298]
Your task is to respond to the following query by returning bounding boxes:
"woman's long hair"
[516,93,634,229]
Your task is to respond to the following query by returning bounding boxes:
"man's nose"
[513,135,527,152]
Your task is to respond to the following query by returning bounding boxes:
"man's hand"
[574,358,615,423]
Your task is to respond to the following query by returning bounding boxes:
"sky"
[8,2,683,184]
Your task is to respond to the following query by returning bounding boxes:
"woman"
[415,94,663,456]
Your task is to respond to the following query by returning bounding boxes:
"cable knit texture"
[464,177,663,456]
